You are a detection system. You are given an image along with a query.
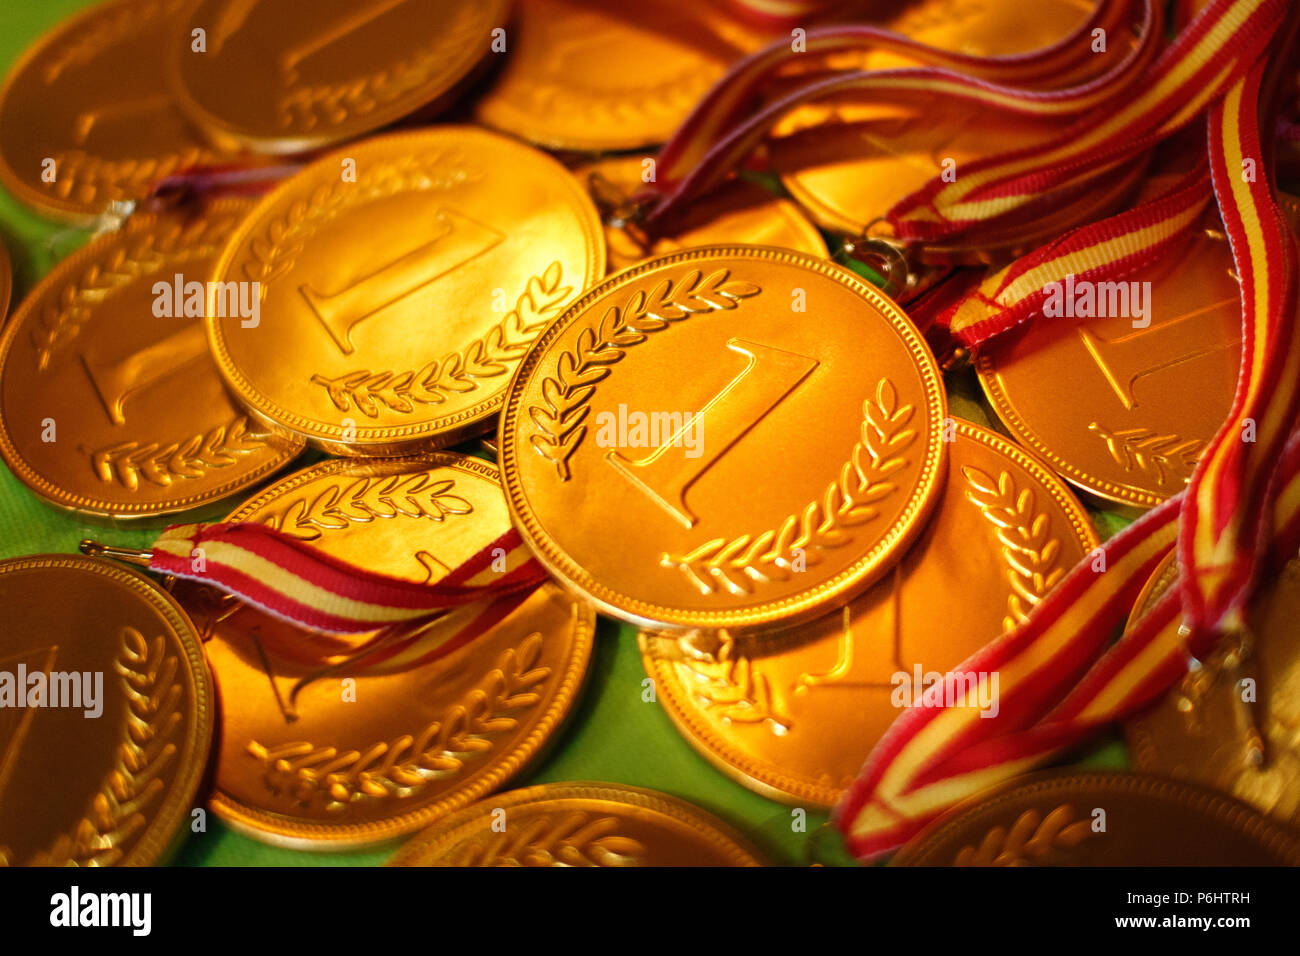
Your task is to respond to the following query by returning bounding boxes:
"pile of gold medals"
[0,0,1296,868]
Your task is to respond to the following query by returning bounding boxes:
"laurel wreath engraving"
[259,473,473,542]
[962,465,1064,632]
[30,217,236,372]
[455,813,647,867]
[91,414,270,491]
[311,261,573,417]
[953,804,1094,866]
[674,632,792,733]
[660,379,915,596]
[0,627,181,867]
[240,152,479,296]
[276,5,488,131]
[247,633,549,812]
[528,269,760,480]
[1089,422,1203,488]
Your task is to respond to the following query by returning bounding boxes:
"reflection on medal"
[0,202,302,519]
[0,555,213,865]
[185,453,594,849]
[205,128,604,455]
[474,0,769,151]
[500,245,946,631]
[167,0,508,153]
[580,156,827,274]
[389,783,763,866]
[0,0,237,223]
[642,421,1096,807]
[892,770,1300,865]
[1125,555,1300,828]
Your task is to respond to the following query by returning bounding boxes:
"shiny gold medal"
[500,246,946,631]
[892,770,1300,865]
[0,554,213,865]
[580,156,828,274]
[1125,555,1300,828]
[206,128,605,455]
[0,0,237,224]
[642,421,1096,807]
[182,453,595,849]
[0,202,302,519]
[474,0,769,151]
[390,783,763,866]
[167,0,509,154]
[975,208,1243,510]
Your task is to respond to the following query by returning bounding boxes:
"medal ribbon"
[147,521,546,636]
[644,0,1277,250]
[646,0,1157,230]
[836,52,1300,858]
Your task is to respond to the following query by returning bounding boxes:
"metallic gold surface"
[0,0,235,223]
[474,0,770,151]
[1125,555,1300,828]
[642,421,1097,807]
[184,453,595,850]
[0,554,213,865]
[0,202,303,519]
[167,0,507,154]
[500,245,946,631]
[892,770,1300,865]
[771,0,1106,244]
[205,128,604,455]
[579,156,827,274]
[389,782,763,866]
[976,212,1243,509]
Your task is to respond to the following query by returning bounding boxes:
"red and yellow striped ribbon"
[644,0,1158,232]
[1179,61,1300,635]
[149,521,545,637]
[941,158,1213,345]
[889,0,1284,244]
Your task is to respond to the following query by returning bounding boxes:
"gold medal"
[892,770,1300,865]
[0,0,239,224]
[183,453,595,849]
[500,245,946,631]
[0,202,303,519]
[0,554,213,865]
[206,128,604,455]
[167,0,508,154]
[975,207,1243,510]
[474,0,769,151]
[389,783,763,866]
[1125,555,1300,827]
[580,156,827,274]
[642,421,1096,807]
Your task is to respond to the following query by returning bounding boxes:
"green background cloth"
[0,0,1129,867]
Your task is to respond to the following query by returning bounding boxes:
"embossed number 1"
[300,208,503,355]
[606,338,818,528]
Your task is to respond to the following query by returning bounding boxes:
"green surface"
[0,0,1129,868]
